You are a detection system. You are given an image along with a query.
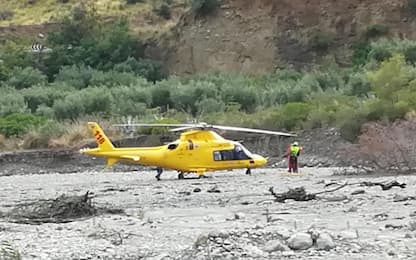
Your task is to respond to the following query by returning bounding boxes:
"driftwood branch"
[314,182,348,195]
[267,179,405,203]
[268,187,316,203]
[359,180,406,190]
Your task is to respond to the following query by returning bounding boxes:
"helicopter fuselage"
[81,124,267,174]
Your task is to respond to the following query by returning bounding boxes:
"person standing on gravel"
[283,141,303,173]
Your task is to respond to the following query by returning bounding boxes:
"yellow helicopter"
[80,122,295,180]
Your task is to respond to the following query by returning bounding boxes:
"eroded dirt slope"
[162,0,415,74]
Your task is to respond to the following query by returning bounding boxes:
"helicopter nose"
[254,155,267,166]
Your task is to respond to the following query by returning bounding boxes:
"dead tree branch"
[360,180,406,190]
[267,179,404,203]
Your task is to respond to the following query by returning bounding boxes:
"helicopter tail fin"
[87,122,115,151]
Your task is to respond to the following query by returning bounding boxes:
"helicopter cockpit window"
[167,143,178,150]
[213,151,222,161]
[234,144,251,160]
[213,144,252,161]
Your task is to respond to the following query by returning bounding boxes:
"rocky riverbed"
[0,168,416,259]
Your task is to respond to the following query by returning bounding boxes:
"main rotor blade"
[169,126,199,132]
[113,123,198,128]
[212,125,297,137]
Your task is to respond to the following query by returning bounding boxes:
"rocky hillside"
[160,0,416,74]
[2,0,415,74]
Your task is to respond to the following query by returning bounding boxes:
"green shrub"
[408,0,416,10]
[7,67,47,89]
[311,69,345,91]
[22,121,66,149]
[170,81,219,114]
[170,85,199,114]
[304,108,333,129]
[366,24,389,38]
[53,87,112,119]
[137,117,181,135]
[126,0,145,4]
[0,63,10,82]
[55,65,96,89]
[110,86,151,116]
[114,58,166,82]
[271,69,302,81]
[366,38,416,64]
[346,72,371,97]
[47,5,100,46]
[263,103,311,131]
[135,59,166,83]
[279,103,311,130]
[337,110,367,142]
[53,98,85,120]
[0,10,14,21]
[192,0,220,16]
[53,87,112,120]
[111,85,152,106]
[0,113,45,137]
[112,101,147,117]
[151,86,172,112]
[21,86,68,113]
[196,98,225,115]
[0,90,28,116]
[404,46,416,64]
[80,88,112,115]
[0,41,34,72]
[368,54,415,102]
[370,48,392,62]
[35,104,55,118]
[154,3,171,19]
[309,31,333,51]
[352,41,371,66]
[113,57,139,73]
[45,6,147,78]
[365,100,407,122]
[89,70,139,87]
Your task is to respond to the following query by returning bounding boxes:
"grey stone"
[351,190,365,195]
[282,250,295,256]
[338,230,357,240]
[234,212,246,220]
[263,240,289,252]
[193,234,208,248]
[315,233,335,250]
[288,232,313,250]
[244,244,265,257]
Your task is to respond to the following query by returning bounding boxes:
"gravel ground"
[1,168,416,259]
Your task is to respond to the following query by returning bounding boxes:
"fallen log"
[360,180,406,190]
[318,180,406,191]
[268,187,315,203]
[268,182,348,203]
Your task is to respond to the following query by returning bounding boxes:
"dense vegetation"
[1,3,416,150]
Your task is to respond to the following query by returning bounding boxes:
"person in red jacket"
[283,141,303,173]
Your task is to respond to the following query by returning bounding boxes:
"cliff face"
[161,0,415,75]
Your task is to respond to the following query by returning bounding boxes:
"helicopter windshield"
[234,143,253,159]
[213,143,253,161]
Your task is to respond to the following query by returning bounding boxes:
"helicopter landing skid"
[178,172,210,180]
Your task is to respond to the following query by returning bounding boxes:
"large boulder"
[287,233,313,250]
[263,240,290,252]
[316,233,335,250]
